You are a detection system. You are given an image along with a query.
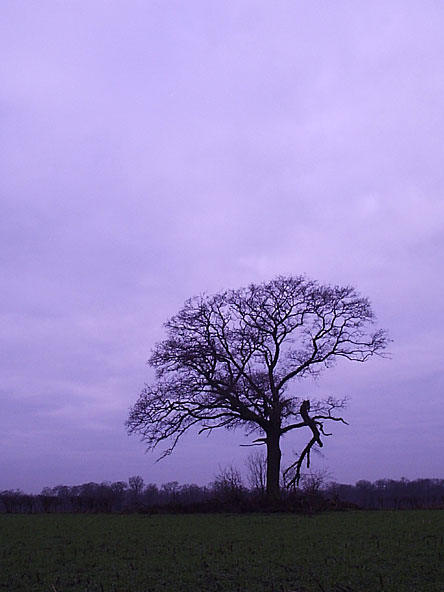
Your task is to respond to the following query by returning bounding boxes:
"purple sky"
[2,1,444,493]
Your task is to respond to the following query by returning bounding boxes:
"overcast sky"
[2,1,444,493]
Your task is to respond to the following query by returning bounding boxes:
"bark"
[266,431,281,501]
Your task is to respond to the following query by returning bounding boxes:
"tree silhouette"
[126,275,388,500]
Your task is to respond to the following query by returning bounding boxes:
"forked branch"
[283,399,347,488]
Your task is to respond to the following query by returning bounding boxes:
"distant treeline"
[328,478,444,510]
[1,474,444,514]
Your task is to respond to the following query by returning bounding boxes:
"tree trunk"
[266,431,281,501]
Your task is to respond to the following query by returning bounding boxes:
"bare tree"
[300,468,333,494]
[211,465,245,501]
[246,450,267,495]
[128,475,144,499]
[126,275,388,500]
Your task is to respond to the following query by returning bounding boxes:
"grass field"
[1,511,443,591]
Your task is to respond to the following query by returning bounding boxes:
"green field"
[1,511,443,591]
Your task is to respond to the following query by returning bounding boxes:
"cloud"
[1,0,444,491]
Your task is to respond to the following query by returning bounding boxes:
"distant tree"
[246,450,267,496]
[295,469,326,493]
[177,483,208,505]
[0,490,25,513]
[111,481,128,495]
[128,475,144,500]
[51,484,71,498]
[160,481,180,503]
[126,275,388,500]
[211,465,245,504]
[143,483,160,505]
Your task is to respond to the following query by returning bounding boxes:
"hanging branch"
[283,399,349,489]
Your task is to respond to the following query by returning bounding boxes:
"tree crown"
[127,275,388,462]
